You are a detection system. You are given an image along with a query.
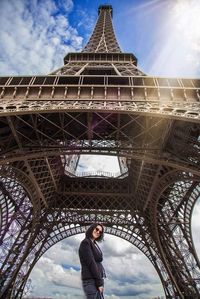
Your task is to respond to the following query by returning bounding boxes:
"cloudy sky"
[1,0,200,77]
[1,0,200,298]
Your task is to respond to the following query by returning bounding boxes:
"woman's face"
[92,225,103,240]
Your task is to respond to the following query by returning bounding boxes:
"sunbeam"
[148,0,200,77]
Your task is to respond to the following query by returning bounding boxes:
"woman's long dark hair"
[85,223,104,242]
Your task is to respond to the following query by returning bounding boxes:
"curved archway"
[28,230,165,299]
[17,222,170,298]
[0,165,41,297]
[149,170,200,297]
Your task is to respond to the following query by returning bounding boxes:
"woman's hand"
[98,286,104,293]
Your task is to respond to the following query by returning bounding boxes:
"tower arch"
[19,224,168,298]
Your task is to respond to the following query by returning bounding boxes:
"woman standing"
[79,223,106,299]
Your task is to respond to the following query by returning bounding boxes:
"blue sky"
[1,0,200,77]
[1,0,200,298]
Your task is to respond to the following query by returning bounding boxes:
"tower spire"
[82,5,121,53]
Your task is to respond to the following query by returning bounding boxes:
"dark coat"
[79,237,105,287]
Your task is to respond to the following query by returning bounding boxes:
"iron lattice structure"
[0,5,200,299]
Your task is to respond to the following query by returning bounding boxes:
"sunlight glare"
[173,0,200,53]
[149,0,200,76]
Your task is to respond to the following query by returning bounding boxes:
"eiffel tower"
[0,4,200,299]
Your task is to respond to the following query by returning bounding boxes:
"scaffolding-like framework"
[0,5,200,299]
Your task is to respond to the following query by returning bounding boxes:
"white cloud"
[29,234,164,299]
[57,0,74,13]
[0,0,83,75]
[77,155,120,174]
[192,198,200,257]
[30,255,82,298]
[102,236,163,298]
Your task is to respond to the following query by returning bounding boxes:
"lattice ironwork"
[82,5,121,53]
[0,4,200,299]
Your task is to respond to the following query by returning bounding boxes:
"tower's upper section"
[82,5,122,53]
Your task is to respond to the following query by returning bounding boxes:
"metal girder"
[147,171,200,298]
[0,75,200,121]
